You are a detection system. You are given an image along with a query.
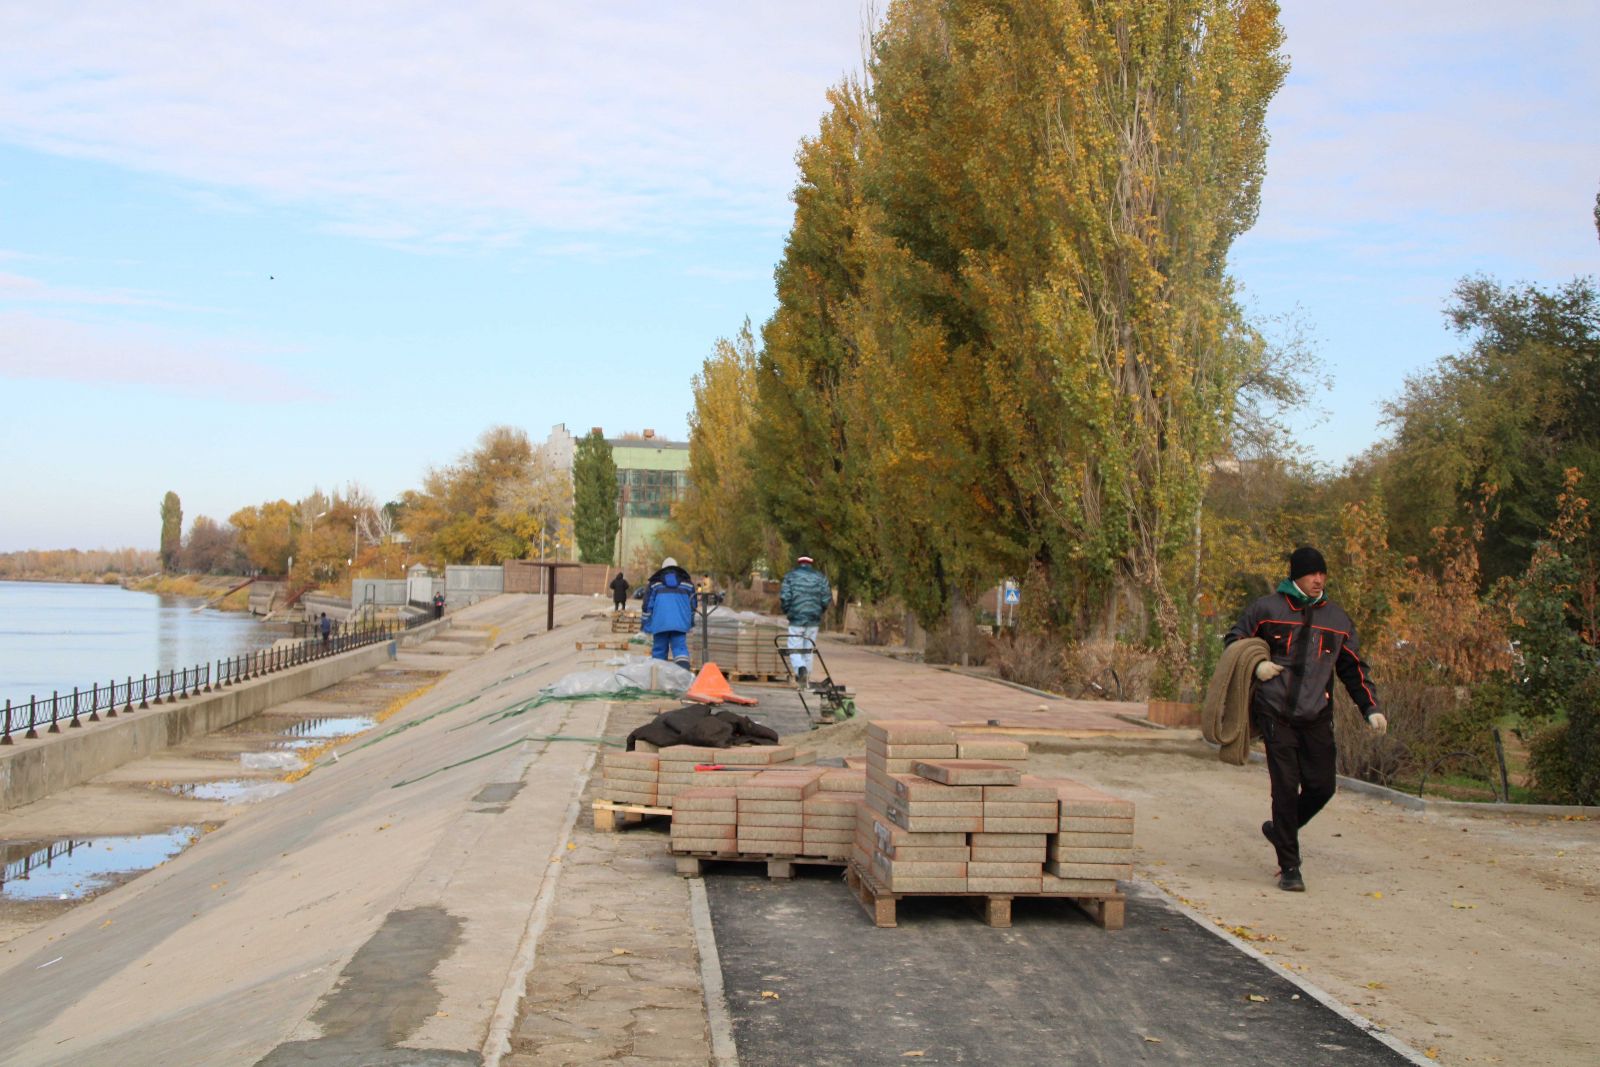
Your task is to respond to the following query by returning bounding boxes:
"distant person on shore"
[319,612,332,648]
[610,572,630,612]
[1223,545,1385,893]
[433,592,444,619]
[780,555,830,687]
[641,557,695,671]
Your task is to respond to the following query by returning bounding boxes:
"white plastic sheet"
[540,656,695,699]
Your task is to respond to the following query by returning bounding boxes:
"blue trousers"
[652,631,689,664]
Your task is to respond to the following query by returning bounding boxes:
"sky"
[1,2,1596,553]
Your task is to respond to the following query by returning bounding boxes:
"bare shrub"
[1062,640,1159,701]
[987,632,1065,691]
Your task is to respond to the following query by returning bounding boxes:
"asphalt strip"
[702,869,1429,1067]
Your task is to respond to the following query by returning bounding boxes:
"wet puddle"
[163,779,294,804]
[1,827,200,901]
[266,715,378,749]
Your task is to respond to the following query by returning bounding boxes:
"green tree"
[1383,276,1600,580]
[159,491,183,572]
[572,430,620,564]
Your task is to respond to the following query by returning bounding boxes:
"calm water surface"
[0,580,286,708]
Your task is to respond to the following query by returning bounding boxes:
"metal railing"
[1,615,431,745]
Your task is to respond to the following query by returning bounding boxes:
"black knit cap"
[1289,545,1328,580]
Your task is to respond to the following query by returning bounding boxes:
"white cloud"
[0,3,873,245]
[0,310,322,402]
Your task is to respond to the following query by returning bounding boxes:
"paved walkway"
[817,640,1151,733]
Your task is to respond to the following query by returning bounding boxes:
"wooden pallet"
[729,672,789,684]
[610,612,642,634]
[592,799,671,832]
[845,862,1125,930]
[671,850,848,879]
[576,639,630,651]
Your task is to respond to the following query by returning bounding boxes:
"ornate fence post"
[88,683,101,722]
[124,676,134,714]
[105,678,118,718]
[49,691,62,733]
[140,674,150,709]
[2,699,12,744]
[26,696,40,739]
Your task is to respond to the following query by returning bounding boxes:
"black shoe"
[1278,867,1305,892]
[796,666,808,687]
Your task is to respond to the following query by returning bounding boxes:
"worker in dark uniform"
[1224,546,1386,892]
[609,572,630,611]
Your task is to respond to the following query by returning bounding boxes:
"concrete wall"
[445,565,504,607]
[0,622,445,812]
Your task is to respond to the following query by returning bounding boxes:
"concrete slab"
[705,871,1418,1066]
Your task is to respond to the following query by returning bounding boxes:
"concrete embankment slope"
[0,593,611,1067]
[0,621,445,812]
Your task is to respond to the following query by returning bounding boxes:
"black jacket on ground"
[625,704,780,751]
[1223,591,1378,724]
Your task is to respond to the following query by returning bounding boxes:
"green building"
[610,432,690,572]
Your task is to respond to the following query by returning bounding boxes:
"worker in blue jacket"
[780,554,831,686]
[641,557,696,671]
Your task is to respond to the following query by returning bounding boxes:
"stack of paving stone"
[689,620,787,677]
[1042,779,1134,894]
[600,743,817,808]
[670,765,865,859]
[853,719,1134,898]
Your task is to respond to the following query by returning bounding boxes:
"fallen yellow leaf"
[1143,1036,1163,1043]
[1451,901,1478,910]
[100,920,113,929]
[760,991,780,1000]
[1247,994,1268,1003]
[1368,891,1384,900]
[611,948,631,956]
[567,842,577,850]
[1425,1048,1440,1059]
[902,1053,927,1059]
[1365,981,1385,989]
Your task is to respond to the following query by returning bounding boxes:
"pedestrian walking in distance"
[1224,546,1386,892]
[609,571,630,612]
[779,555,831,687]
[319,612,332,648]
[433,592,444,619]
[641,557,695,671]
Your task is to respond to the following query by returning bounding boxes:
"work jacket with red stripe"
[1223,592,1379,724]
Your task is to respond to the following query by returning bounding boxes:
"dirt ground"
[799,719,1598,1066]
[1043,746,1600,1066]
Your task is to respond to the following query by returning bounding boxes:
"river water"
[0,580,287,710]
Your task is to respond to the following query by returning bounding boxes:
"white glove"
[1254,660,1284,682]
[1368,712,1388,735]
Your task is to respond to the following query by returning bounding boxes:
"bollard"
[49,691,62,733]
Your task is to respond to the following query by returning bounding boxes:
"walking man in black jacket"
[1224,546,1387,892]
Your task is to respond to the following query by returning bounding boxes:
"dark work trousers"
[1255,707,1338,872]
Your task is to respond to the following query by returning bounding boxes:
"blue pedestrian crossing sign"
[1003,585,1021,605]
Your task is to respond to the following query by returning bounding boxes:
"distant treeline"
[0,548,159,582]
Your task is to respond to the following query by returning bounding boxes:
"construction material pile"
[670,765,865,858]
[853,719,1133,896]
[599,742,821,809]
[688,616,787,678]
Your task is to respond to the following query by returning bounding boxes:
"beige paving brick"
[913,759,1023,786]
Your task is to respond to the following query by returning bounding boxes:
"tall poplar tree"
[679,323,765,584]
[159,491,183,572]
[572,430,620,564]
[752,77,885,613]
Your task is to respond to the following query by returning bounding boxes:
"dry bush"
[987,632,1066,692]
[1062,640,1159,701]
